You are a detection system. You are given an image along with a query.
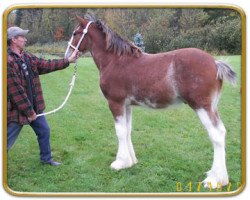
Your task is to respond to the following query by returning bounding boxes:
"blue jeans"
[7,115,52,162]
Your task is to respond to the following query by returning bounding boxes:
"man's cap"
[7,26,29,40]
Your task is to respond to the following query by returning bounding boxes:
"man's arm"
[29,50,79,75]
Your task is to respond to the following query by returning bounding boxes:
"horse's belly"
[128,95,182,109]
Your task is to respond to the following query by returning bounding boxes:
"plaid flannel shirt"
[7,48,70,125]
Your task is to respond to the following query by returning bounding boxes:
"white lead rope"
[36,63,77,117]
[37,21,93,118]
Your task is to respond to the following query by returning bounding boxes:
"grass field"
[7,55,242,194]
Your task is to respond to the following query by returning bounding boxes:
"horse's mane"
[85,13,142,57]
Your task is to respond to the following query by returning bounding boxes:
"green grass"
[7,55,242,194]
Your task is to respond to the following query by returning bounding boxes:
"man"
[7,26,79,166]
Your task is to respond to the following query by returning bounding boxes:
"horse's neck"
[90,44,114,72]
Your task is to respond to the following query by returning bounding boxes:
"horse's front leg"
[108,100,133,170]
[126,105,138,165]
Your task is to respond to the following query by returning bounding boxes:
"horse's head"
[64,16,93,59]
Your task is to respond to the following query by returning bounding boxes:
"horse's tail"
[215,60,237,86]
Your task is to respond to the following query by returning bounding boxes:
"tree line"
[7,8,242,54]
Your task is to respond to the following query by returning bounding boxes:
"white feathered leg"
[110,109,133,170]
[126,105,138,165]
[197,109,229,189]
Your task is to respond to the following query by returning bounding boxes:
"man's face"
[11,35,27,50]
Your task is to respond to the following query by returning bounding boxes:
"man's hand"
[68,50,80,63]
[28,113,37,122]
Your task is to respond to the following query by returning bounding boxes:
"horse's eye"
[73,32,77,36]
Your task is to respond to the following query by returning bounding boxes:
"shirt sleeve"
[7,65,35,117]
[29,53,70,75]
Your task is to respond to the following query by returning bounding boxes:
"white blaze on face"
[64,34,74,59]
[64,48,73,59]
[64,26,80,59]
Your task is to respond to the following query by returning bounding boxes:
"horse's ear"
[75,15,84,24]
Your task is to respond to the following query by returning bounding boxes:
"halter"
[65,21,93,57]
[37,21,93,118]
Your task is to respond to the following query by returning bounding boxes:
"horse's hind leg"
[108,100,133,170]
[196,108,229,188]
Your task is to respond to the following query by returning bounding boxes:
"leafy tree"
[7,8,242,54]
[19,9,43,44]
[208,16,241,54]
[14,9,22,26]
[7,10,16,27]
[179,9,209,32]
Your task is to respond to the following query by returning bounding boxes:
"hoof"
[132,157,138,165]
[203,177,220,189]
[203,170,229,189]
[110,159,133,170]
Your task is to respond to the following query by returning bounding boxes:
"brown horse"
[65,15,236,189]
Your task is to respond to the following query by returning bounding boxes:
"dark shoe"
[41,160,61,166]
